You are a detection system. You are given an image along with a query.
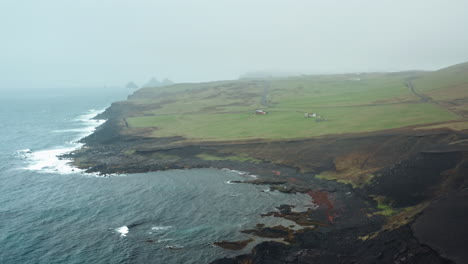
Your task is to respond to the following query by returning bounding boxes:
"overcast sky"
[1,0,468,89]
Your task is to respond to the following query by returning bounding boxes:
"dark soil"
[412,188,468,264]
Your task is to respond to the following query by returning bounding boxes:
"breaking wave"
[116,226,129,237]
[19,109,106,175]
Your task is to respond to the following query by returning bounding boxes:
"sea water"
[0,88,310,264]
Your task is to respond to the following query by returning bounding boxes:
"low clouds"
[1,0,468,89]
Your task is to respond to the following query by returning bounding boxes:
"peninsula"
[71,62,468,263]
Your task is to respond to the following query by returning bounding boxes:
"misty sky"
[1,0,468,89]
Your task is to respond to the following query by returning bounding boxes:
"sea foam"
[116,226,129,237]
[151,225,173,231]
[24,147,80,174]
[221,168,258,179]
[21,109,106,175]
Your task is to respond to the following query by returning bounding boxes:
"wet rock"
[241,225,294,240]
[262,207,325,227]
[277,204,293,214]
[213,239,254,250]
[229,179,287,185]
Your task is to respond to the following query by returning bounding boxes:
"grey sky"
[1,0,468,89]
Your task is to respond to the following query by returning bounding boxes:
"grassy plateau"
[120,62,468,141]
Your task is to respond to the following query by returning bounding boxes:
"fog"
[1,0,468,90]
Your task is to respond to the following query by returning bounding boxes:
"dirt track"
[406,79,468,120]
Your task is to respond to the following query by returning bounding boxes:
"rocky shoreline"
[65,104,468,263]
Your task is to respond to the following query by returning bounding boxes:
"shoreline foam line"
[21,108,107,175]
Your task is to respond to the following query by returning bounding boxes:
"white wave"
[72,109,106,139]
[49,109,106,141]
[157,238,174,243]
[233,170,248,176]
[165,245,184,249]
[75,109,104,122]
[221,168,261,180]
[226,180,236,184]
[21,108,107,175]
[116,226,129,237]
[221,168,249,176]
[151,225,173,231]
[24,147,83,174]
[158,238,174,242]
[52,128,95,133]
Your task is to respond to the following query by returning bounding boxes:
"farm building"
[304,113,319,118]
[256,109,267,115]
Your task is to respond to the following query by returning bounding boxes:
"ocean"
[0,88,310,264]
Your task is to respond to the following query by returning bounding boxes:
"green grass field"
[122,63,467,141]
[413,62,468,93]
[127,104,457,140]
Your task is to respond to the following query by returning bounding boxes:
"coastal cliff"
[69,63,468,263]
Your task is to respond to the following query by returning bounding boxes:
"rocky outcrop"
[213,239,254,250]
[142,77,174,88]
[125,81,138,89]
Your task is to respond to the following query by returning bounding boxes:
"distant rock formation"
[143,77,175,88]
[125,81,139,89]
[143,77,161,88]
[161,78,174,86]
